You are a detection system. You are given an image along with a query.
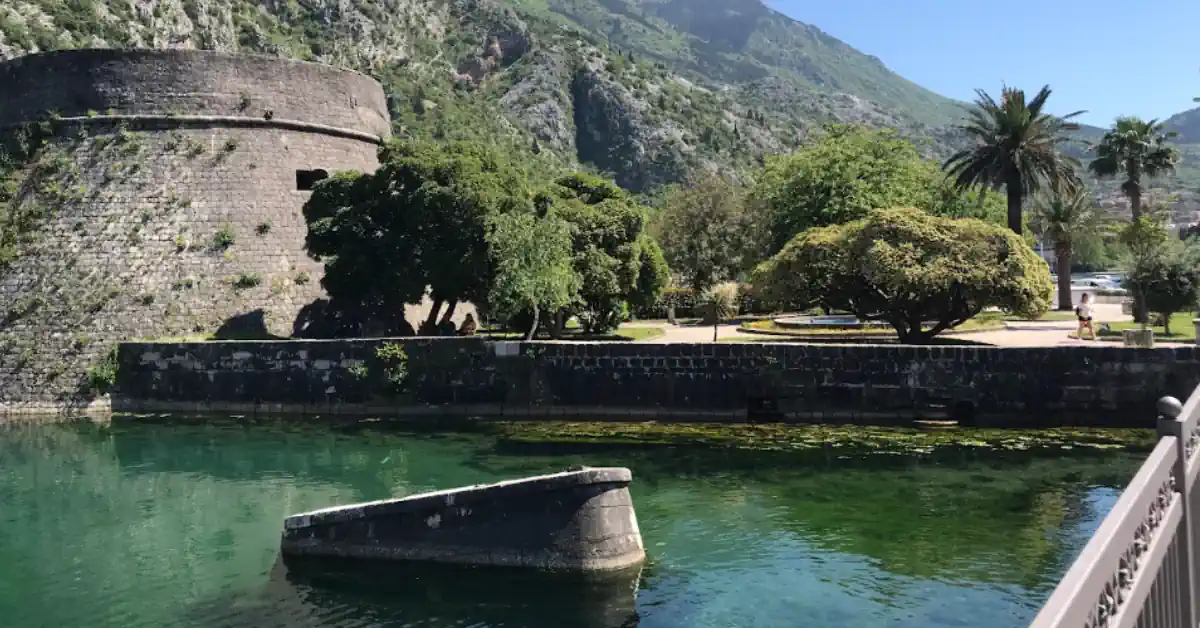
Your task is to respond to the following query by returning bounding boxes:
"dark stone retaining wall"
[112,339,1200,426]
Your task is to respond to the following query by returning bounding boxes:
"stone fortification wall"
[0,49,388,410]
[113,340,1200,426]
[0,48,390,138]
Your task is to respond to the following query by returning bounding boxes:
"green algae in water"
[485,421,1157,456]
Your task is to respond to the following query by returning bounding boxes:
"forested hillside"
[0,0,1196,212]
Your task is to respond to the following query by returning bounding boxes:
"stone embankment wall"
[0,49,388,409]
[114,339,1200,426]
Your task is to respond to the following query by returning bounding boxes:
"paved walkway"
[625,304,1195,347]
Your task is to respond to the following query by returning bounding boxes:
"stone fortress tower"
[0,49,390,410]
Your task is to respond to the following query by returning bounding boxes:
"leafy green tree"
[926,170,1008,224]
[753,208,1052,343]
[550,173,664,333]
[751,125,1008,255]
[1030,189,1113,310]
[1088,117,1180,220]
[751,125,932,252]
[375,141,534,330]
[303,171,428,334]
[302,140,536,334]
[944,85,1084,235]
[630,237,670,315]
[1127,253,1200,335]
[1070,233,1128,273]
[652,177,757,291]
[486,212,580,340]
[1120,216,1172,324]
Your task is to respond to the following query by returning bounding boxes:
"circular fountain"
[772,315,893,331]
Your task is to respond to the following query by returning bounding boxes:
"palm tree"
[944,85,1084,235]
[1087,117,1179,221]
[1030,189,1112,310]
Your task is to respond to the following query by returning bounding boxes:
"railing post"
[1158,395,1196,628]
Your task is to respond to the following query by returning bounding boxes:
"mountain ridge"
[0,0,1195,218]
[1166,106,1200,143]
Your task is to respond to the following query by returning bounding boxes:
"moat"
[0,418,1143,628]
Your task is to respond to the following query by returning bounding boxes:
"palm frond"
[1089,115,1181,198]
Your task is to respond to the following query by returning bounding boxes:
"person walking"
[1075,293,1096,340]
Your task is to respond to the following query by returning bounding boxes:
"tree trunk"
[1164,311,1172,336]
[423,297,444,332]
[896,325,936,345]
[1134,286,1148,325]
[438,299,458,325]
[1056,245,1073,310]
[548,310,565,339]
[1130,187,1142,221]
[525,304,540,341]
[1006,179,1023,235]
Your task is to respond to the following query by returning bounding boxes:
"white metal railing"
[1029,389,1200,628]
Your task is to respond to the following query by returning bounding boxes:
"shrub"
[1126,255,1200,335]
[255,221,271,235]
[231,272,261,289]
[699,281,740,323]
[85,347,119,395]
[211,225,235,251]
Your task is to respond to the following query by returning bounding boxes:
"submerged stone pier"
[280,467,645,573]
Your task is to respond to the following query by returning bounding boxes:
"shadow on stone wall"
[214,310,286,340]
[291,299,416,339]
[291,296,478,339]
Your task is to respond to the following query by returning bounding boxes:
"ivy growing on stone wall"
[0,116,77,273]
[85,346,119,395]
[231,272,261,290]
[375,342,409,393]
[210,225,236,251]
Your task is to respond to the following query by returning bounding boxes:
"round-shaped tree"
[753,208,1053,343]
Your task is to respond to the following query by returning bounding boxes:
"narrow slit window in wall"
[295,169,329,191]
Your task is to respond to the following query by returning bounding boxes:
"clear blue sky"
[768,0,1200,127]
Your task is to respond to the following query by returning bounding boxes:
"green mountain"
[0,0,1196,215]
[1166,106,1200,143]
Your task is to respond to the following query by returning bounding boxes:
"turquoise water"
[0,419,1139,627]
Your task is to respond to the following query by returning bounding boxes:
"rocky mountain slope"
[1,0,1196,216]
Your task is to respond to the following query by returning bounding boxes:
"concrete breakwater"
[281,467,645,572]
[112,338,1200,426]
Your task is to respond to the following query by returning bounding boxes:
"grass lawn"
[1094,312,1198,342]
[737,311,1007,339]
[614,326,665,341]
[1005,310,1079,322]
